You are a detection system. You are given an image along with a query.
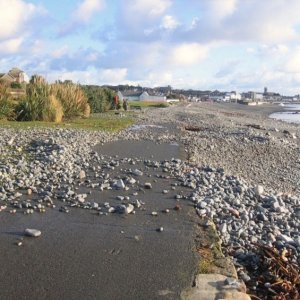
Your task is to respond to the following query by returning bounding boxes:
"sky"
[1,0,300,95]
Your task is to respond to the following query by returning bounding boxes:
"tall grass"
[15,81,90,122]
[0,85,14,119]
[52,83,90,119]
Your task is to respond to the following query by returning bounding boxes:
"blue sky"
[1,0,300,95]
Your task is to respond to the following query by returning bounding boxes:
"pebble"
[144,182,152,189]
[24,228,42,237]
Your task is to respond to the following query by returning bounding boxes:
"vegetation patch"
[0,112,135,132]
[128,101,169,109]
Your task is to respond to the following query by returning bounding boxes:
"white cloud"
[51,45,69,58]
[0,37,24,54]
[161,15,179,30]
[285,49,300,73]
[0,0,43,41]
[129,0,171,17]
[73,0,105,23]
[59,0,105,36]
[208,0,237,20]
[169,43,209,65]
[47,68,128,85]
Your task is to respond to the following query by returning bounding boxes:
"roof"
[0,73,15,82]
[119,90,144,97]
[8,67,24,78]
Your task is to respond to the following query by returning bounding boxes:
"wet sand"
[0,141,197,300]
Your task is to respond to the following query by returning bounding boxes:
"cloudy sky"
[1,0,300,94]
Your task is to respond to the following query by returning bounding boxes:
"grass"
[0,111,135,132]
[128,101,169,109]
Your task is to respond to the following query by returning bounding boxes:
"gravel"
[0,102,299,292]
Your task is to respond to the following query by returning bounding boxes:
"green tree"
[82,86,116,113]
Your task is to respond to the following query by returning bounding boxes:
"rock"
[157,227,164,232]
[174,204,181,211]
[151,211,158,216]
[115,179,125,189]
[79,170,86,180]
[239,272,251,282]
[132,169,143,176]
[127,177,136,184]
[91,202,99,209]
[126,204,134,214]
[278,234,294,244]
[133,200,141,208]
[219,223,227,234]
[144,182,152,189]
[24,228,41,237]
[108,207,115,213]
[115,205,126,214]
[254,185,264,196]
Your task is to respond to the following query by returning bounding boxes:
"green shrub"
[16,82,51,121]
[15,80,90,122]
[0,85,15,119]
[52,83,90,119]
[83,86,116,113]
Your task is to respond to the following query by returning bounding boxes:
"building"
[117,90,166,102]
[0,68,28,85]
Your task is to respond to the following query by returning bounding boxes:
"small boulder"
[24,228,41,237]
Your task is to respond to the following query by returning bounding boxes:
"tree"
[82,86,116,113]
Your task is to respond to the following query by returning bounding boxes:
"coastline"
[0,102,299,299]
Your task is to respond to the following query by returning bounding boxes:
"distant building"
[117,90,166,102]
[242,91,264,101]
[0,68,28,85]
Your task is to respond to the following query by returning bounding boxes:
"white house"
[230,91,242,102]
[118,90,166,102]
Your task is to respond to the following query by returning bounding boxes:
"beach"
[0,102,299,299]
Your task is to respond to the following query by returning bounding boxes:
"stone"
[219,223,227,234]
[181,274,251,300]
[115,179,125,189]
[24,228,41,237]
[133,200,141,208]
[132,169,143,176]
[126,204,134,214]
[108,207,115,213]
[157,227,164,232]
[79,170,86,180]
[254,185,264,196]
[239,272,251,282]
[144,182,152,189]
[278,234,294,244]
[151,211,158,216]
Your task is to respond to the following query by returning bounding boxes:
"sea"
[269,104,300,124]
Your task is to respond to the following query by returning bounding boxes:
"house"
[117,90,166,102]
[0,68,28,85]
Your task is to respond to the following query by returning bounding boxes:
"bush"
[15,81,90,122]
[0,85,15,119]
[83,86,116,113]
[16,82,51,121]
[43,95,64,122]
[52,83,90,119]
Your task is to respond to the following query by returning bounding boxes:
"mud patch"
[94,140,186,161]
